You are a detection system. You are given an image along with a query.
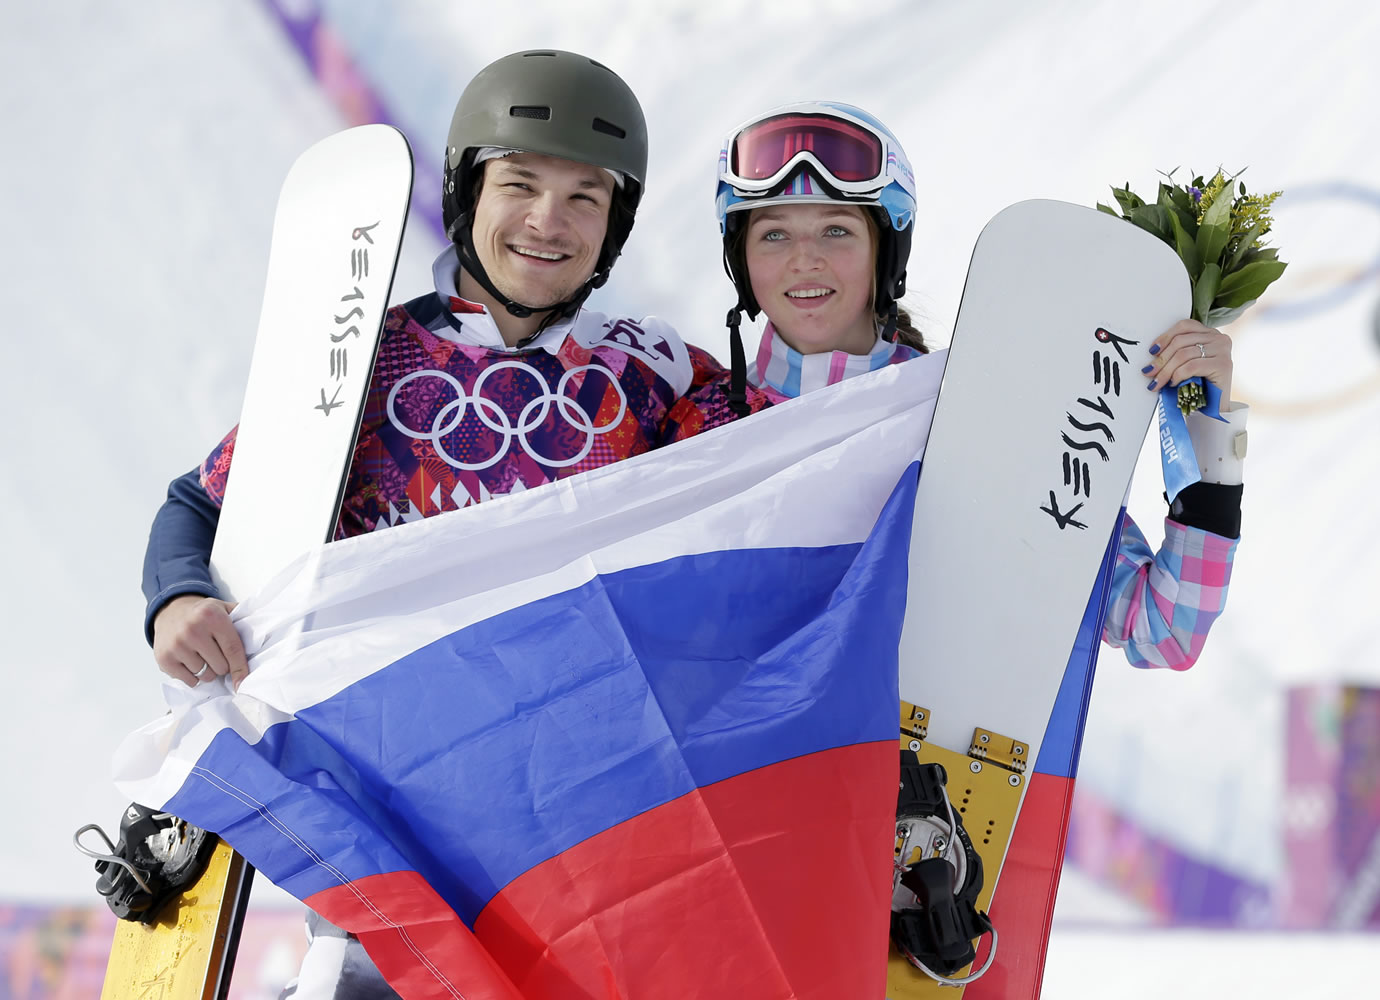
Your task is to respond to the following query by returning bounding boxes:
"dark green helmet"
[441,50,648,311]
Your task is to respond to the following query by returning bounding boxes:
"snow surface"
[2,0,1378,994]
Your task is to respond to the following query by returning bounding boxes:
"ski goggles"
[721,110,895,198]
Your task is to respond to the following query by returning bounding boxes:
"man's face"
[469,152,614,310]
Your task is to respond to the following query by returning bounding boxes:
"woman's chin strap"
[724,305,751,418]
[880,301,899,344]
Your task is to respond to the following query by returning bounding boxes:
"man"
[143,49,723,689]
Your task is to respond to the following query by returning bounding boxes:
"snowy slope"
[0,0,441,902]
[3,0,1378,972]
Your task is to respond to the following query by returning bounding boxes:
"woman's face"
[744,203,877,356]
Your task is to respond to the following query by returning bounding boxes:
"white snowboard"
[210,123,412,602]
[101,125,413,1000]
[891,199,1189,996]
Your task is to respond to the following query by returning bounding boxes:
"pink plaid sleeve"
[1101,514,1238,671]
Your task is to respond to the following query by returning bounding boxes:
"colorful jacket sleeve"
[658,350,773,444]
[1100,510,1237,671]
[140,427,236,644]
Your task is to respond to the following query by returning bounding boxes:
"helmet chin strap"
[456,223,536,318]
[456,221,604,324]
[724,305,751,418]
[880,301,899,344]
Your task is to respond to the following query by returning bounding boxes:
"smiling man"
[138,48,729,1000]
[142,50,725,690]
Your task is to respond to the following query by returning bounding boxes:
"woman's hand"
[1143,319,1234,403]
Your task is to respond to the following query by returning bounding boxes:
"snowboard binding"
[891,748,998,986]
[74,803,217,923]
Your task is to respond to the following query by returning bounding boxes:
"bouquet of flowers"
[1097,169,1287,414]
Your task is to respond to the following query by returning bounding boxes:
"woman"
[665,101,1246,670]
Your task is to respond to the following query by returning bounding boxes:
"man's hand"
[152,594,247,689]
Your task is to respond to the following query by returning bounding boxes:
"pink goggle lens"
[731,113,883,183]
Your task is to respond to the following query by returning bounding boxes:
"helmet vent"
[523,51,558,58]
[510,105,552,121]
[592,117,626,139]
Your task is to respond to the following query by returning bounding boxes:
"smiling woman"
[655,96,1253,988]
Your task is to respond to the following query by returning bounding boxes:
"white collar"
[427,245,575,354]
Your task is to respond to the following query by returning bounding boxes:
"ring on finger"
[1197,343,1207,359]
[196,662,213,677]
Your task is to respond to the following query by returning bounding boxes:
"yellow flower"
[1231,190,1282,246]
[1195,170,1229,223]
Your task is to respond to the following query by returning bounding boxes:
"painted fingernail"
[1149,344,1161,355]
[1141,365,1154,374]
[1147,380,1157,390]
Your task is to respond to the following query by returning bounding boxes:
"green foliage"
[1167,210,1200,277]
[1100,168,1287,324]
[1193,262,1223,323]
[1099,168,1288,414]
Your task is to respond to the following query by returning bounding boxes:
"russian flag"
[115,355,946,999]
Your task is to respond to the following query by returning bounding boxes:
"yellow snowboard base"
[100,838,252,1000]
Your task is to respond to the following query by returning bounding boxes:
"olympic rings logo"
[385,362,628,471]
